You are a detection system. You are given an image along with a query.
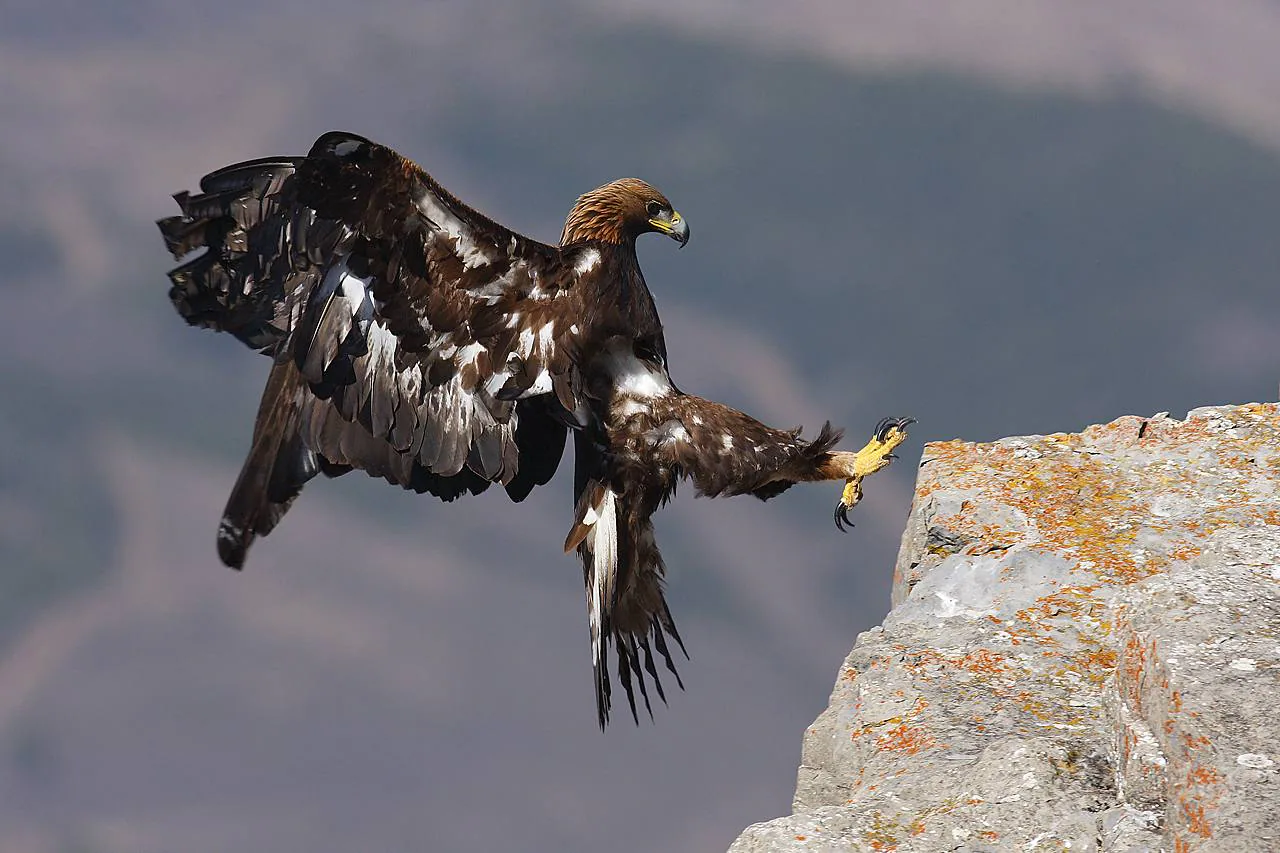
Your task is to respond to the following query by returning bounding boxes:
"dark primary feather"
[217,358,314,569]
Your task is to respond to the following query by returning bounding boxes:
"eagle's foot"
[834,416,914,532]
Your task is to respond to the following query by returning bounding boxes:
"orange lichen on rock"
[875,720,937,755]
[901,648,1009,678]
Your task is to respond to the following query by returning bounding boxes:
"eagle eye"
[646,200,662,218]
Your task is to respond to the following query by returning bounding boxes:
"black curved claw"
[834,502,855,532]
[874,416,917,442]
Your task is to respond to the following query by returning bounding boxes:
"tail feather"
[621,638,653,721]
[651,617,685,690]
[638,636,666,704]
[615,640,640,725]
[568,482,686,728]
[217,359,316,569]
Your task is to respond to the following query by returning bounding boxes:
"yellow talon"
[852,419,912,478]
[834,417,914,531]
[841,477,863,507]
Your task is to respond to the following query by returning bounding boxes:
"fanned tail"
[565,482,687,728]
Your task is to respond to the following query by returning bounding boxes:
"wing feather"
[161,131,599,562]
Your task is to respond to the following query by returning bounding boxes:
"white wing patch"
[525,370,553,396]
[484,369,513,396]
[600,341,671,400]
[320,261,373,329]
[575,248,601,275]
[415,190,495,271]
[455,341,485,369]
[648,419,690,446]
[537,322,555,351]
[332,138,365,157]
[496,321,557,399]
[616,398,649,419]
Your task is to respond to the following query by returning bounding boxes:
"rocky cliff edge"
[730,403,1280,852]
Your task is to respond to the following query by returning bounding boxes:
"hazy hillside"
[600,0,1280,149]
[2,8,1280,853]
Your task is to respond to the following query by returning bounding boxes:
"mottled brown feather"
[561,178,672,245]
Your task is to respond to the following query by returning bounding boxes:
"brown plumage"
[561,178,680,245]
[159,131,903,728]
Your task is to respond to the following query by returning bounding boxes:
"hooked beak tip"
[673,223,689,247]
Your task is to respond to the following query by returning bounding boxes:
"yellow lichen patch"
[913,407,1280,595]
[968,524,1021,554]
[862,811,904,851]
[1012,689,1067,725]
[999,587,1109,665]
[925,446,1149,583]
[1012,586,1102,626]
[1063,647,1118,685]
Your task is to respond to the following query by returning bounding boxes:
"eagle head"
[561,178,689,248]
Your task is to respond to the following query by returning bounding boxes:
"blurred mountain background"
[2,1,1280,850]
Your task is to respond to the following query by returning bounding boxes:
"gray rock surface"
[730,403,1280,852]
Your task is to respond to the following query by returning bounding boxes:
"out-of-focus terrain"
[2,3,1279,850]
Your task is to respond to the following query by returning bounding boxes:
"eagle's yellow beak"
[648,210,689,247]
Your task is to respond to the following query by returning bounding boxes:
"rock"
[730,403,1280,852]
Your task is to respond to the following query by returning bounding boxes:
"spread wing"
[160,131,594,567]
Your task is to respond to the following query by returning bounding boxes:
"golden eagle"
[159,132,910,726]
